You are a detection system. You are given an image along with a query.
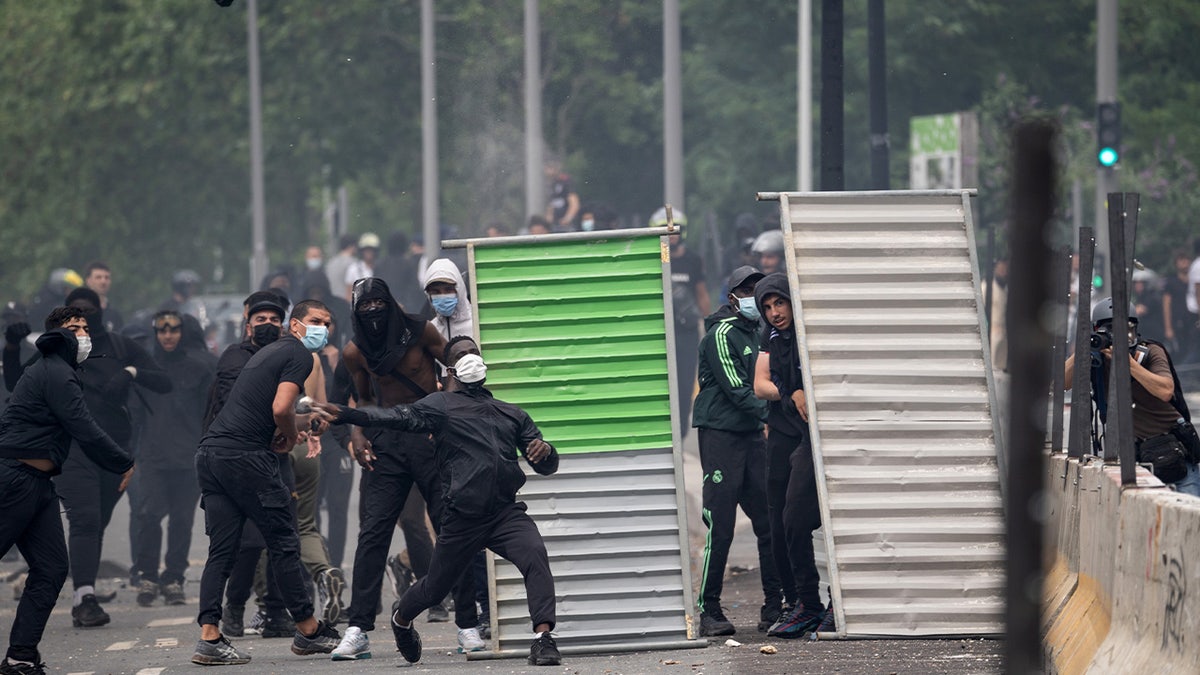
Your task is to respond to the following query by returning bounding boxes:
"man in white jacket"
[420,259,474,343]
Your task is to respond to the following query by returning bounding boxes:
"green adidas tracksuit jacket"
[691,304,767,433]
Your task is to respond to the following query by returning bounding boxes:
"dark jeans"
[348,429,473,631]
[317,436,354,569]
[133,465,199,585]
[0,461,69,664]
[696,428,781,613]
[398,503,555,632]
[54,446,124,589]
[195,447,312,627]
[766,427,823,610]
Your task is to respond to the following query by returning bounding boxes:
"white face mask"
[305,257,323,270]
[453,353,487,383]
[75,335,92,363]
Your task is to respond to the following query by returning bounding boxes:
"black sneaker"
[476,620,492,640]
[391,609,422,663]
[260,610,296,638]
[136,580,159,607]
[191,636,251,665]
[385,555,415,599]
[0,658,47,675]
[758,601,783,632]
[528,632,561,666]
[315,568,346,626]
[71,595,110,628]
[816,601,837,634]
[291,620,341,655]
[161,581,186,606]
[767,603,822,639]
[221,604,245,638]
[699,608,735,636]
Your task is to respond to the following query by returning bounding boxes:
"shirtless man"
[330,278,474,660]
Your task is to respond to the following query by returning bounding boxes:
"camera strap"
[1140,340,1190,422]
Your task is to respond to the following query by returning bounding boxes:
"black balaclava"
[65,286,106,337]
[351,277,423,375]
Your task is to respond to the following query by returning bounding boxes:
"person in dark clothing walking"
[693,266,782,637]
[0,307,135,675]
[131,311,215,607]
[752,273,833,639]
[5,288,170,628]
[192,299,342,665]
[315,336,563,666]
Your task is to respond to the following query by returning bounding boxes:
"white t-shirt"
[1187,257,1200,314]
[344,260,374,290]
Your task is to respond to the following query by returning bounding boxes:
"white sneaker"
[330,626,372,661]
[457,626,486,653]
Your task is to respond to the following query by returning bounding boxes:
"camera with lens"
[1090,331,1113,350]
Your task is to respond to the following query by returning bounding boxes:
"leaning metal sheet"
[763,190,1005,637]
[456,232,699,655]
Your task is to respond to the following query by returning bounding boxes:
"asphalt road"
[1,432,1003,674]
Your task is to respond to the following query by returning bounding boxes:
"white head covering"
[420,258,475,341]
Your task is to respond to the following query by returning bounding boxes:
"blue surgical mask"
[430,294,458,317]
[300,324,328,351]
[737,296,760,321]
[581,218,595,232]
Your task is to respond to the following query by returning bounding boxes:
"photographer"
[1064,297,1200,497]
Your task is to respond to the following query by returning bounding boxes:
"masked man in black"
[329,277,480,661]
[0,306,134,675]
[315,336,562,667]
[5,288,170,628]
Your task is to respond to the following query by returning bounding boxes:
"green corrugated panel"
[474,236,672,454]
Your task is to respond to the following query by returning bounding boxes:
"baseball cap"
[727,265,765,292]
[358,232,381,250]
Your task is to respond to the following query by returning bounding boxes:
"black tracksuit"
[338,383,560,631]
[755,273,823,611]
[132,345,214,585]
[0,330,132,664]
[5,324,170,590]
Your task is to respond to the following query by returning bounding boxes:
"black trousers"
[696,427,781,613]
[398,488,434,579]
[348,429,474,630]
[53,446,124,589]
[133,465,199,585]
[195,447,312,627]
[398,502,555,632]
[317,436,354,569]
[0,461,69,664]
[766,427,823,610]
[223,453,293,612]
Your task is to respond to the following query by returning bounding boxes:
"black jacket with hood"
[0,329,133,476]
[136,344,216,470]
[754,273,807,437]
[340,383,558,520]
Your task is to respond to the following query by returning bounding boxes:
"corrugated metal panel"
[467,234,695,653]
[775,190,1005,637]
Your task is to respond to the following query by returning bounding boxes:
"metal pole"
[524,0,544,220]
[1050,246,1071,453]
[1106,192,1138,483]
[663,0,685,210]
[247,0,267,289]
[1005,119,1056,675]
[819,0,844,191]
[867,0,889,189]
[1068,227,1095,458]
[421,0,441,261]
[1094,0,1118,289]
[798,0,812,191]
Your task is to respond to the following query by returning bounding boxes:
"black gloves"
[4,322,31,347]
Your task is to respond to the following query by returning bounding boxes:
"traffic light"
[1092,253,1106,290]
[1097,102,1120,168]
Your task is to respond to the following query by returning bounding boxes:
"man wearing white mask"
[420,259,474,343]
[315,336,562,667]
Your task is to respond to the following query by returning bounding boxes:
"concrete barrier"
[1043,454,1200,673]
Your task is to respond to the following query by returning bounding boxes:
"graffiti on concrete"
[1163,554,1186,652]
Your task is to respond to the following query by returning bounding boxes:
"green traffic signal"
[1098,147,1119,167]
[1093,274,1104,289]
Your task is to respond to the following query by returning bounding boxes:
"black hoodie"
[350,277,427,377]
[0,329,133,475]
[136,344,215,470]
[754,273,807,437]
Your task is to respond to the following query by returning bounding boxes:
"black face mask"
[358,307,387,335]
[252,323,281,346]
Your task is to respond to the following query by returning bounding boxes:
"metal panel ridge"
[770,190,1005,638]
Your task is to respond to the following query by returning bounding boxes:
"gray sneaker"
[291,621,342,655]
[191,636,251,665]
